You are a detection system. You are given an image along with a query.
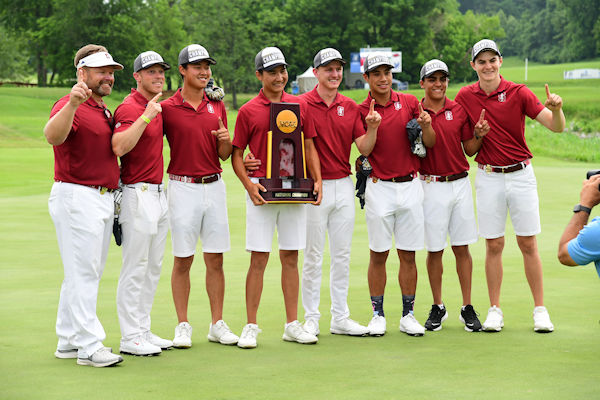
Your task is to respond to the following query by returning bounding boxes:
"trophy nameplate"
[258,102,316,203]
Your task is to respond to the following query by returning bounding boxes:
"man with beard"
[112,51,173,356]
[44,44,124,367]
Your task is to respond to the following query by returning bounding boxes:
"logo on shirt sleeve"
[445,111,453,120]
[498,92,506,103]
[337,106,344,116]
[394,102,402,110]
[207,103,215,113]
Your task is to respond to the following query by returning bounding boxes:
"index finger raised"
[218,116,225,129]
[419,103,424,114]
[545,84,551,99]
[479,109,486,122]
[369,99,375,114]
[150,92,162,103]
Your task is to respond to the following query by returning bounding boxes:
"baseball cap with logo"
[178,44,216,66]
[313,48,347,68]
[363,52,394,73]
[76,51,124,70]
[134,51,171,72]
[255,47,288,71]
[420,59,449,80]
[471,39,502,61]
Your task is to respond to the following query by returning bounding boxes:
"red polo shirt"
[233,89,316,178]
[419,98,472,176]
[50,95,119,189]
[300,87,365,180]
[455,76,545,166]
[161,88,227,177]
[358,91,420,179]
[113,89,164,184]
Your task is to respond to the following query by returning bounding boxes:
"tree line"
[1,0,598,108]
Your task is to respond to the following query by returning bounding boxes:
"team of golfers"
[45,39,566,367]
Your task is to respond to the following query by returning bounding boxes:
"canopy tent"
[296,66,317,93]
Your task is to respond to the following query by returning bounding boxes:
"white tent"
[296,66,317,93]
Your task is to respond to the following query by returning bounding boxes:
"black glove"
[355,155,372,209]
[205,78,225,101]
[406,118,426,158]
[112,188,122,246]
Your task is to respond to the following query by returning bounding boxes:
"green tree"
[0,23,29,81]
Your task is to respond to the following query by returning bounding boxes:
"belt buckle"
[372,177,379,183]
[141,183,148,192]
[485,164,492,174]
[201,175,210,184]
[425,176,432,183]
[100,187,107,195]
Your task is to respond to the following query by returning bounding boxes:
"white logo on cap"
[498,92,506,103]
[337,106,344,116]
[445,111,453,120]
[188,45,209,62]
[474,40,497,54]
[320,49,341,64]
[426,61,445,75]
[140,51,162,68]
[262,48,285,69]
[207,103,214,113]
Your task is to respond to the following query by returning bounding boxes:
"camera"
[586,170,600,179]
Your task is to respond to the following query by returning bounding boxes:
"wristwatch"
[573,204,592,214]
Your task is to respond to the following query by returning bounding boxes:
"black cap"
[255,47,287,71]
[420,59,449,80]
[133,51,170,73]
[178,44,216,66]
[313,48,346,68]
[471,39,501,61]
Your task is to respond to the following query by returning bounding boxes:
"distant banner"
[564,68,600,79]
[349,48,402,73]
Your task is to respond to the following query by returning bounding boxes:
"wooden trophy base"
[258,177,316,203]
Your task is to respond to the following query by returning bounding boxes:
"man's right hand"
[580,174,600,208]
[143,92,162,120]
[69,69,92,107]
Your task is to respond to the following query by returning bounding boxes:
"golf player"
[359,53,435,337]
[161,44,239,348]
[112,51,173,356]
[232,47,322,348]
[455,39,565,332]
[299,48,380,337]
[44,44,124,367]
[417,59,487,332]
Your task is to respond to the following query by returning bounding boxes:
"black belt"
[478,160,530,174]
[169,173,220,184]
[380,173,415,183]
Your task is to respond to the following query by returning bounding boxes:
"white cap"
[76,52,124,70]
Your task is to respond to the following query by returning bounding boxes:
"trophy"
[258,102,316,203]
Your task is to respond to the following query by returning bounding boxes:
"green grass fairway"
[1,149,599,399]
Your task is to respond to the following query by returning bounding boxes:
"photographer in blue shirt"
[558,172,600,277]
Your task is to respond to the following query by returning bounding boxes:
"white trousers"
[302,177,354,322]
[48,182,113,358]
[116,184,168,340]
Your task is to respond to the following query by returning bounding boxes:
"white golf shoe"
[482,306,504,332]
[77,347,123,367]
[208,320,239,345]
[367,315,386,336]
[399,313,425,336]
[330,318,370,336]
[238,323,261,349]
[173,322,193,348]
[533,306,554,333]
[304,319,320,336]
[143,331,173,349]
[120,336,162,356]
[282,320,318,344]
